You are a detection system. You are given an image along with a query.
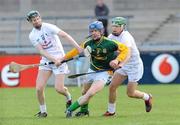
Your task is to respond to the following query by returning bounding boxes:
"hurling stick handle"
[42,55,85,66]
[42,59,73,66]
[60,55,85,63]
[46,62,54,65]
[68,68,114,79]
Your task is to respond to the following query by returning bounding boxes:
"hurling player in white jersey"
[103,17,152,116]
[27,10,82,118]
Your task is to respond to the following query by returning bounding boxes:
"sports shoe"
[66,110,72,118]
[103,111,115,116]
[66,100,72,109]
[75,110,89,117]
[145,94,152,112]
[34,111,47,118]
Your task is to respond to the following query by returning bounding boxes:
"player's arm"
[35,44,56,62]
[118,46,131,67]
[116,41,130,64]
[62,42,85,61]
[110,41,130,69]
[115,41,130,67]
[58,30,83,53]
[46,23,82,53]
[29,33,57,62]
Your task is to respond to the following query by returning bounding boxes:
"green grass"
[0,84,180,125]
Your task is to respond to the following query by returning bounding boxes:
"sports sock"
[40,104,47,113]
[80,103,89,112]
[143,93,150,101]
[66,92,72,101]
[107,103,116,113]
[68,101,80,112]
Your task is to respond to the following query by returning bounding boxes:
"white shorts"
[115,59,144,82]
[39,61,69,75]
[84,68,111,85]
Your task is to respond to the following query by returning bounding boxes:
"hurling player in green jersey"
[60,21,130,118]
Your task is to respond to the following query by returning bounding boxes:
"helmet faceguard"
[112,17,127,26]
[89,21,104,35]
[26,10,40,22]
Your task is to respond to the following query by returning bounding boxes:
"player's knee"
[55,87,65,94]
[82,89,87,95]
[36,87,43,93]
[127,90,135,98]
[36,83,44,92]
[86,92,95,99]
[109,84,117,91]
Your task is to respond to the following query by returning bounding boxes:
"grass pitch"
[0,84,180,125]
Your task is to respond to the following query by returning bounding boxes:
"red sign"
[151,54,179,83]
[0,55,40,88]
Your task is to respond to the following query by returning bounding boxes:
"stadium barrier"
[0,51,180,88]
[0,15,133,54]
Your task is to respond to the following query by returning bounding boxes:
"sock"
[107,103,116,113]
[40,104,47,113]
[68,101,80,112]
[80,103,88,112]
[66,92,72,101]
[143,93,149,101]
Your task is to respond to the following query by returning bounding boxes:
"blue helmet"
[26,10,40,21]
[89,21,104,34]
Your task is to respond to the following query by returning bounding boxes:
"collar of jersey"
[94,36,104,46]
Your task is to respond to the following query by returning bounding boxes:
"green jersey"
[84,37,118,70]
[65,36,128,71]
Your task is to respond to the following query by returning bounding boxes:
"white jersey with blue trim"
[29,22,65,62]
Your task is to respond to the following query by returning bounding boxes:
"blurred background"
[0,0,180,87]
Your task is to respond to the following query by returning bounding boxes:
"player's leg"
[104,71,127,116]
[76,70,109,107]
[66,70,108,118]
[80,80,104,104]
[75,83,91,117]
[126,62,152,112]
[66,80,105,118]
[127,82,152,112]
[127,82,143,98]
[53,63,72,109]
[54,74,72,109]
[35,69,52,117]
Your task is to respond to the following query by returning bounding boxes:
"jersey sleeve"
[64,42,85,59]
[64,48,79,59]
[113,40,129,62]
[45,23,62,35]
[121,33,133,48]
[64,38,90,59]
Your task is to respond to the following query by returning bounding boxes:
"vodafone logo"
[151,54,179,83]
